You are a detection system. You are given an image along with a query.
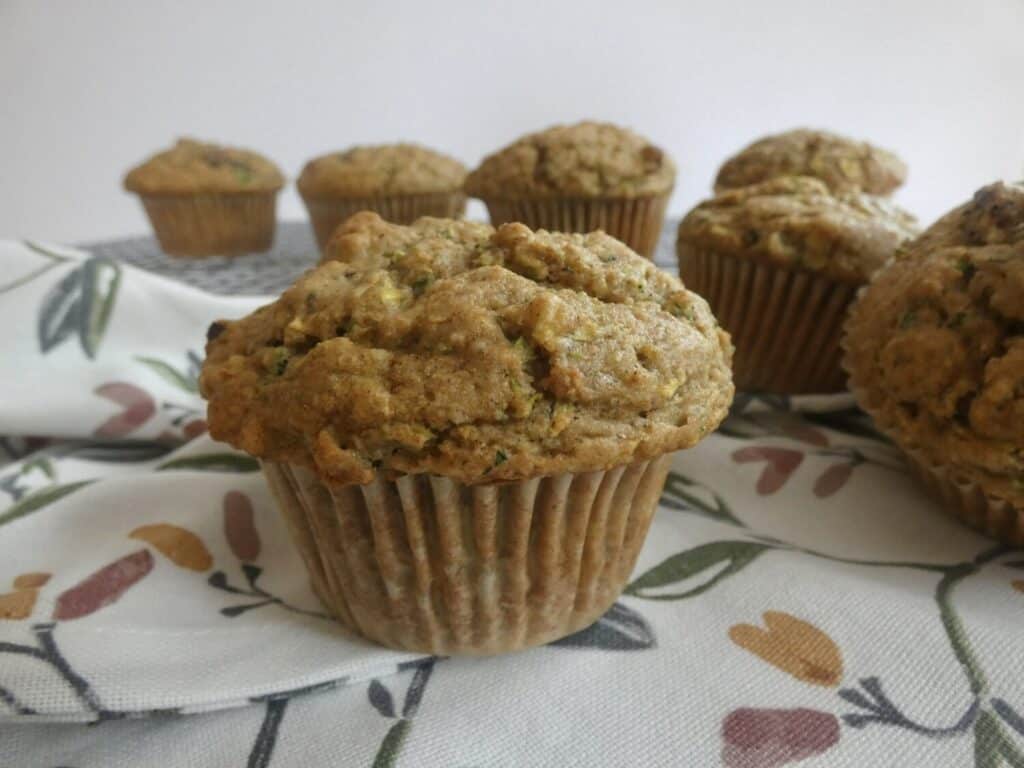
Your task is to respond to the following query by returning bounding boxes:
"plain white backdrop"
[2,0,1023,244]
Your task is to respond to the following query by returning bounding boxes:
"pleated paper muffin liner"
[261,456,671,655]
[481,194,669,259]
[841,330,1024,546]
[679,249,859,394]
[137,192,278,258]
[300,192,467,251]
[901,446,1024,546]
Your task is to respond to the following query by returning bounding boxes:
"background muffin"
[201,212,733,654]
[297,143,466,250]
[844,181,1024,544]
[124,138,284,257]
[678,176,917,393]
[465,121,675,258]
[715,128,907,196]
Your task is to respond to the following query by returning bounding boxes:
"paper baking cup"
[261,456,671,655]
[481,194,669,259]
[902,447,1024,546]
[137,193,278,257]
[679,249,859,394]
[841,337,1024,547]
[301,192,467,251]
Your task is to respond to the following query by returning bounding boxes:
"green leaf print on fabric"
[369,659,437,768]
[134,351,202,394]
[37,266,83,354]
[156,454,260,473]
[78,257,122,359]
[36,256,122,360]
[550,601,656,651]
[660,471,744,527]
[0,480,95,528]
[625,541,773,600]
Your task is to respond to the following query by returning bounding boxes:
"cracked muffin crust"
[715,129,907,196]
[844,181,1024,507]
[124,138,284,195]
[200,212,734,486]
[677,176,918,283]
[465,121,675,199]
[297,144,466,199]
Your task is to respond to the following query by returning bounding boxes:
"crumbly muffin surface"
[464,121,675,199]
[677,177,918,283]
[123,139,284,194]
[297,144,466,198]
[201,213,733,486]
[715,129,907,196]
[844,182,1024,505]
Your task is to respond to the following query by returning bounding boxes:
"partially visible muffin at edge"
[844,181,1024,531]
[465,121,676,258]
[677,176,918,394]
[715,129,907,196]
[201,212,733,486]
[123,138,285,257]
[297,143,467,250]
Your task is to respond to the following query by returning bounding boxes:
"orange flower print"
[729,611,843,687]
[0,572,52,620]
[129,524,213,571]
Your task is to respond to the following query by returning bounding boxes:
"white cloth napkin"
[2,240,1023,766]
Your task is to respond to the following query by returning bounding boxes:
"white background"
[2,0,1023,244]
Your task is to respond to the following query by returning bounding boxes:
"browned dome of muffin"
[297,144,466,199]
[715,129,907,196]
[677,176,918,283]
[465,121,675,199]
[123,138,284,194]
[200,213,733,486]
[844,181,1024,506]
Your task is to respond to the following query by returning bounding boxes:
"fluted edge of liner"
[261,456,671,654]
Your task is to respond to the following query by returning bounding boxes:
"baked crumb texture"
[844,181,1024,507]
[201,213,734,486]
[715,128,907,196]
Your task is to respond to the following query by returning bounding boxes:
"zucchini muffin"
[844,181,1024,544]
[465,121,676,259]
[201,212,733,654]
[677,176,917,394]
[124,138,284,257]
[715,129,907,196]
[297,144,467,250]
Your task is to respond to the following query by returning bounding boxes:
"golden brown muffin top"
[715,129,907,196]
[296,144,466,198]
[844,181,1024,506]
[464,121,676,199]
[200,212,733,486]
[123,139,284,195]
[676,176,918,283]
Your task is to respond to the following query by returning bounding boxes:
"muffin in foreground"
[200,213,733,654]
[465,121,675,259]
[677,176,917,394]
[715,128,907,196]
[297,144,467,250]
[123,138,284,257]
[844,181,1024,544]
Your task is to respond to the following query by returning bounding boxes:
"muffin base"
[481,194,669,259]
[842,332,1024,547]
[261,456,671,655]
[902,447,1024,547]
[301,192,467,251]
[136,193,277,257]
[680,249,858,394]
